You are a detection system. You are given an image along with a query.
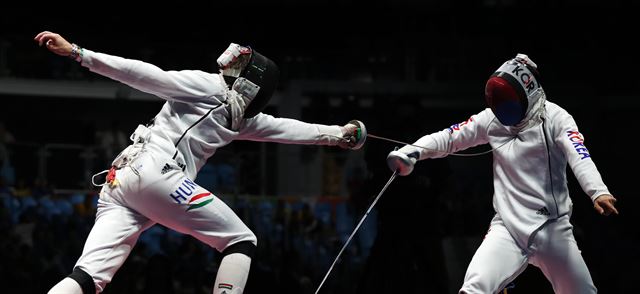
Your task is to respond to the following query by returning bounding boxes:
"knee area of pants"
[246,231,257,245]
[459,280,489,294]
[232,229,257,246]
[223,240,257,259]
[68,267,96,294]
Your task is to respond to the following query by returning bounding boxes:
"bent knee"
[231,229,257,248]
[68,267,97,294]
[459,277,499,294]
[223,240,257,259]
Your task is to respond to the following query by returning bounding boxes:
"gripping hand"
[387,150,418,176]
[338,120,367,150]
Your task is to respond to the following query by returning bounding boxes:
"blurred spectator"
[213,161,237,194]
[13,178,32,198]
[273,198,289,249]
[196,155,238,195]
[73,191,98,218]
[322,156,343,196]
[32,177,54,199]
[0,177,18,223]
[297,202,319,237]
[13,206,37,247]
[0,176,15,196]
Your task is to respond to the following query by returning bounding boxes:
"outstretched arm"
[237,113,366,149]
[34,31,225,105]
[387,109,492,175]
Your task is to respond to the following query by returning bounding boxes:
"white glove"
[217,43,252,77]
[387,150,418,176]
[338,120,367,150]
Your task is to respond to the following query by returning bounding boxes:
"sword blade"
[315,170,398,294]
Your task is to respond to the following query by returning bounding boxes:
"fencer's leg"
[529,216,597,294]
[131,181,257,293]
[459,218,529,294]
[54,193,154,293]
[122,157,258,294]
[213,253,251,294]
[48,277,83,294]
[48,267,96,294]
[213,241,256,294]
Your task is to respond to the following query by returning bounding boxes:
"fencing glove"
[387,150,419,176]
[338,120,367,150]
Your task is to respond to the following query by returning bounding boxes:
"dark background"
[1,1,638,293]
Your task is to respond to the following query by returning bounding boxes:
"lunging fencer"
[35,31,366,294]
[387,54,618,294]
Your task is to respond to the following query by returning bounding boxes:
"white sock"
[48,277,84,294]
[213,253,252,294]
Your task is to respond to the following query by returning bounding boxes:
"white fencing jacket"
[399,102,610,249]
[81,49,343,179]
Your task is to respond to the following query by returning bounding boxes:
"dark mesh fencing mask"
[239,50,279,118]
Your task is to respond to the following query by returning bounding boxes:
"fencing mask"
[218,43,279,120]
[485,53,542,126]
[217,44,280,130]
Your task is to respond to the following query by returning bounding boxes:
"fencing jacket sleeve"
[398,109,493,160]
[549,104,611,203]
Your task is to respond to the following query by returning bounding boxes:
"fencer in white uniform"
[387,54,618,294]
[35,31,367,294]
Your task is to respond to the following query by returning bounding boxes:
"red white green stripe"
[186,192,213,211]
[218,283,233,290]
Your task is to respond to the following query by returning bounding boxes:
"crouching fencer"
[387,54,618,294]
[35,31,366,294]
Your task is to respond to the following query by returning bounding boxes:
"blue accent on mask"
[494,101,524,126]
